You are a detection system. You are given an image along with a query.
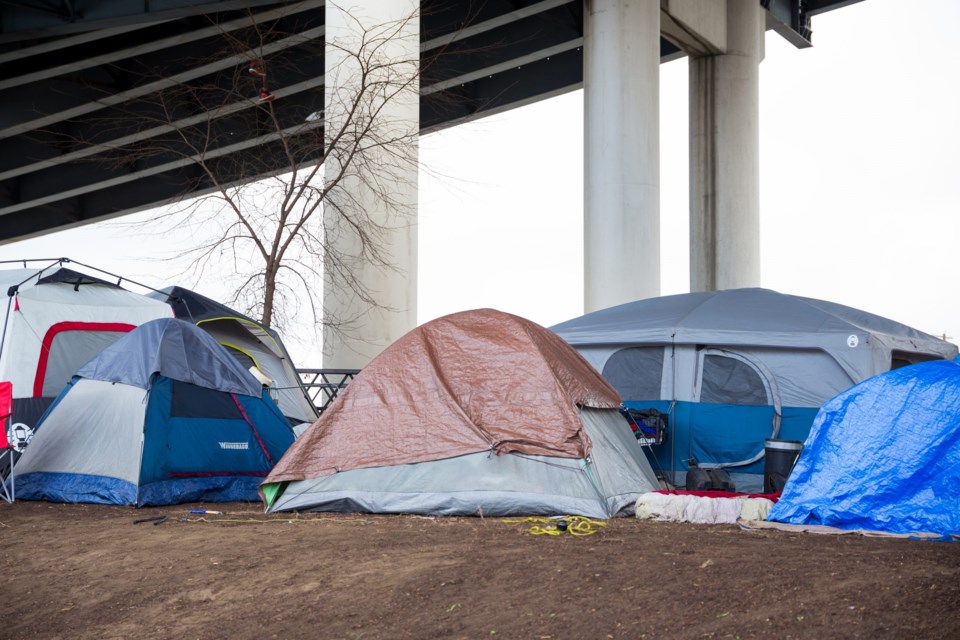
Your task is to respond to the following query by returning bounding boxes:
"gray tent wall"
[14,379,149,490]
[268,407,659,518]
[551,288,958,492]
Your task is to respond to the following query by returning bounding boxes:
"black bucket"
[763,439,803,493]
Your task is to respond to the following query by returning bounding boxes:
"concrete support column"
[322,0,419,369]
[584,0,660,312]
[689,0,763,291]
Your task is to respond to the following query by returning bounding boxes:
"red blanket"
[654,489,781,502]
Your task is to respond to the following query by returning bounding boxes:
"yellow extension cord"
[500,515,608,536]
[181,515,606,535]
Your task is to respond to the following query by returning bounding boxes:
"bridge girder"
[0,0,858,243]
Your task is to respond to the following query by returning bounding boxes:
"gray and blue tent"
[768,357,960,538]
[551,288,957,492]
[14,318,295,506]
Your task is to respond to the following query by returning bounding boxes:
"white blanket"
[635,492,775,524]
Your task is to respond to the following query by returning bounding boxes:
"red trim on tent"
[229,392,274,466]
[33,322,136,398]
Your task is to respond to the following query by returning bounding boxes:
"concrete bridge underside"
[0,0,862,367]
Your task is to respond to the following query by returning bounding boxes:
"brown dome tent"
[262,309,658,518]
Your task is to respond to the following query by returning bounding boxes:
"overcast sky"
[2,0,957,366]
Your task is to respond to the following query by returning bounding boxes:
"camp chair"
[0,381,13,502]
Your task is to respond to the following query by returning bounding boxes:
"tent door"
[689,349,782,470]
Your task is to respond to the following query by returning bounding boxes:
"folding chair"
[1,381,14,503]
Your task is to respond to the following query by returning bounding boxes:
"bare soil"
[1,501,957,639]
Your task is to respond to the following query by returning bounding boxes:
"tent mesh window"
[699,355,767,405]
[40,329,130,397]
[171,380,243,419]
[602,347,664,400]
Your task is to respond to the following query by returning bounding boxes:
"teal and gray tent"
[550,288,957,492]
[768,358,960,538]
[14,318,295,506]
[262,309,659,518]
[148,286,318,425]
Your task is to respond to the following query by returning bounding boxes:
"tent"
[262,308,659,518]
[148,286,318,425]
[550,288,958,492]
[14,318,295,506]
[0,262,174,458]
[767,358,960,537]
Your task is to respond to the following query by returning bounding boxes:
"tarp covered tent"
[0,262,174,460]
[14,318,295,506]
[551,288,958,492]
[262,309,659,518]
[148,286,318,425]
[767,358,960,537]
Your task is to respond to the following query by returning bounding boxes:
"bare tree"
[67,2,423,341]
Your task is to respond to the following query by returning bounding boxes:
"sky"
[1,0,957,366]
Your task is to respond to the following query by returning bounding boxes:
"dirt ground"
[0,501,957,640]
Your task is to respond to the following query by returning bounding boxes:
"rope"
[501,515,608,537]
[582,457,611,516]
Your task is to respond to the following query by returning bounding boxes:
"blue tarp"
[768,359,960,537]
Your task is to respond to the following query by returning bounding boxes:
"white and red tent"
[0,262,174,472]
